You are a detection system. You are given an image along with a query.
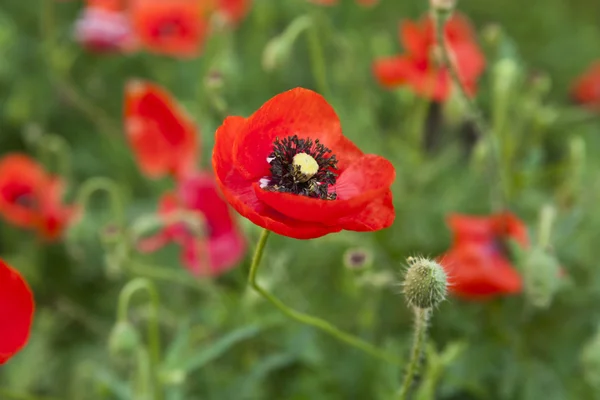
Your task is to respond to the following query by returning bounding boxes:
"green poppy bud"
[402,256,448,310]
[108,321,140,360]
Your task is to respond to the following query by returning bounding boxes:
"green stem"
[410,95,431,154]
[76,177,126,227]
[398,308,430,400]
[248,229,399,365]
[306,14,331,98]
[0,390,60,400]
[433,9,506,212]
[537,204,556,249]
[117,278,163,400]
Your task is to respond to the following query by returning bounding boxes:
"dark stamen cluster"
[266,135,338,200]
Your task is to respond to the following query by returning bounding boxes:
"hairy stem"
[398,307,430,400]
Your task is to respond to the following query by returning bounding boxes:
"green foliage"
[1,0,600,399]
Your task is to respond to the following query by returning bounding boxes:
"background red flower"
[130,0,207,57]
[439,212,528,299]
[0,259,34,365]
[571,61,600,110]
[137,172,246,277]
[124,80,199,179]
[373,13,485,101]
[0,154,77,241]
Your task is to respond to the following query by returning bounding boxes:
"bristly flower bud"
[402,256,448,310]
[108,321,140,361]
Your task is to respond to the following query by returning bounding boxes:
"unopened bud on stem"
[430,0,456,12]
[403,256,448,309]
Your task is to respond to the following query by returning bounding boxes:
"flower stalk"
[116,278,163,400]
[432,6,506,212]
[398,308,430,400]
[248,229,399,365]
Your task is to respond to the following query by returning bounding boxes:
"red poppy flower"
[438,212,529,299]
[373,13,485,101]
[0,154,77,241]
[124,80,198,179]
[308,0,378,6]
[211,88,395,240]
[571,61,600,111]
[130,0,207,57]
[73,0,136,53]
[0,259,35,365]
[137,172,246,276]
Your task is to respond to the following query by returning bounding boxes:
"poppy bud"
[493,58,520,96]
[343,247,373,270]
[523,246,561,309]
[159,369,187,386]
[481,24,503,49]
[108,321,141,360]
[581,329,600,390]
[402,256,448,309]
[262,15,312,72]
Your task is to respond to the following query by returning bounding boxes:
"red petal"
[233,88,343,180]
[400,20,428,59]
[125,80,198,179]
[213,116,340,239]
[333,135,364,171]
[439,245,522,299]
[0,260,34,365]
[373,56,414,88]
[338,189,395,231]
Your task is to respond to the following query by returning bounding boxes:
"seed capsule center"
[292,153,319,183]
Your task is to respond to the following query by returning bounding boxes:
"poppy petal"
[338,189,395,231]
[233,88,344,180]
[0,260,34,365]
[373,56,415,88]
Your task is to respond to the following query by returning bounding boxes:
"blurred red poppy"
[571,61,600,111]
[212,88,396,240]
[438,212,529,299]
[308,0,378,6]
[137,172,246,276]
[73,0,136,53]
[373,13,485,101]
[124,80,198,179]
[0,154,77,241]
[130,0,207,57]
[0,259,34,365]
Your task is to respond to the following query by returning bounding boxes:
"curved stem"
[397,307,430,400]
[76,177,126,227]
[306,13,331,98]
[433,9,505,212]
[117,278,163,400]
[248,229,400,365]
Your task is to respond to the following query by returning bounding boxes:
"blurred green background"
[1,0,600,399]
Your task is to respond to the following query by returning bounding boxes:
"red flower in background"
[124,80,198,179]
[438,212,529,299]
[130,0,207,57]
[212,88,395,240]
[308,0,378,6]
[571,61,600,111]
[0,259,34,365]
[0,154,77,241]
[373,14,485,101]
[73,0,136,53]
[137,172,246,276]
